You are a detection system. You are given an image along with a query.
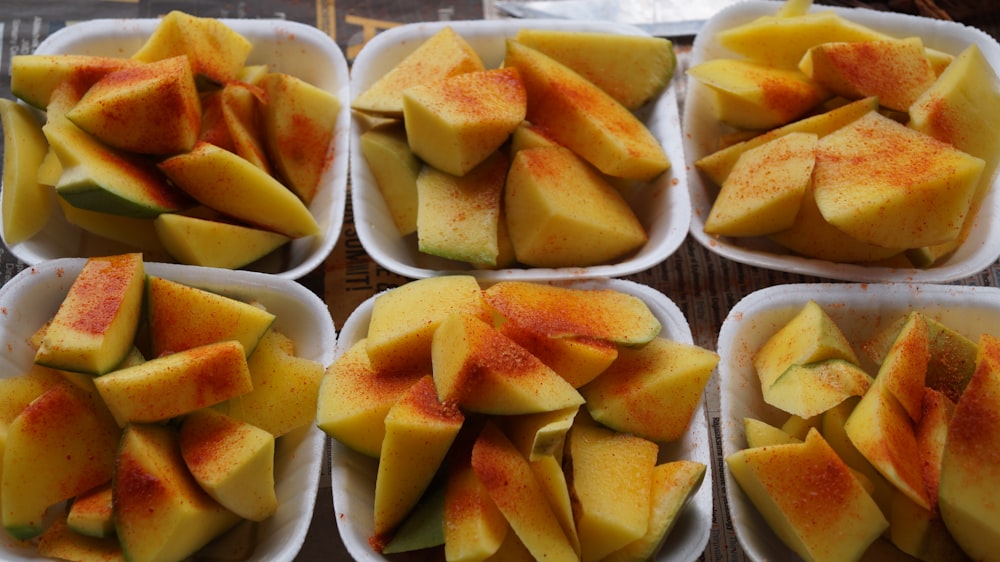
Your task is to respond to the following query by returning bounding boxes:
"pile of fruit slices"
[0,10,341,270]
[354,26,676,269]
[0,254,324,561]
[689,0,1000,268]
[318,276,718,560]
[729,298,1000,561]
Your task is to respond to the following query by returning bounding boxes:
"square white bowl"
[683,0,1000,283]
[0,257,336,561]
[329,277,712,562]
[716,282,1000,560]
[2,18,350,280]
[350,19,691,281]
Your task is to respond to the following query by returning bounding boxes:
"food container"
[329,277,713,562]
[716,282,1000,560]
[1,18,350,280]
[349,19,691,281]
[683,0,1000,283]
[0,258,335,561]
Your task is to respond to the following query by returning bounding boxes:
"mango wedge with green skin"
[145,274,275,358]
[514,29,675,110]
[260,72,341,204]
[94,340,253,426]
[114,423,241,562]
[158,141,319,239]
[2,382,120,540]
[131,10,252,85]
[43,119,192,218]
[34,252,145,375]
[0,99,54,246]
[503,39,669,182]
[179,409,278,522]
[10,54,139,110]
[154,213,290,271]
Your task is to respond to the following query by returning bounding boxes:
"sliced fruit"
[43,119,192,218]
[513,29,675,110]
[66,55,201,155]
[131,10,253,85]
[258,72,340,203]
[94,340,253,426]
[483,281,661,346]
[352,26,485,116]
[158,140,319,238]
[154,213,290,270]
[431,312,584,415]
[145,274,275,358]
[372,376,464,545]
[0,98,54,245]
[178,408,278,522]
[503,39,669,181]
[34,253,145,375]
[114,423,241,562]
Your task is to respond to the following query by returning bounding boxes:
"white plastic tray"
[329,277,712,562]
[0,258,336,561]
[350,19,691,281]
[1,18,350,280]
[684,0,1000,283]
[716,282,1000,560]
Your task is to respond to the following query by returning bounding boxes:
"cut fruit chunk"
[131,10,252,85]
[66,55,201,155]
[178,408,278,522]
[372,376,464,544]
[938,333,1000,562]
[472,421,578,562]
[753,299,859,392]
[763,359,873,419]
[43,119,192,218]
[581,337,719,442]
[686,58,826,130]
[0,98,54,246]
[416,151,507,266]
[504,145,647,268]
[483,281,661,346]
[813,111,984,249]
[366,275,488,374]
[513,29,675,110]
[259,72,340,204]
[154,213,290,270]
[704,131,817,237]
[568,421,659,562]
[352,26,485,116]
[403,67,525,177]
[94,340,252,426]
[431,312,584,415]
[504,39,669,181]
[799,37,936,111]
[145,274,275,358]
[114,423,241,562]
[359,122,420,236]
[726,429,888,561]
[1,382,120,540]
[315,338,423,458]
[34,253,145,375]
[158,141,319,239]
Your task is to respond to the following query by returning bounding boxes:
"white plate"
[2,18,350,280]
[349,19,691,281]
[683,0,1000,283]
[329,277,712,562]
[0,258,336,561]
[716,282,1000,560]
